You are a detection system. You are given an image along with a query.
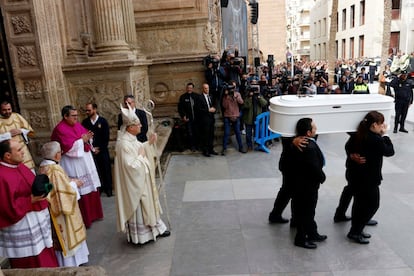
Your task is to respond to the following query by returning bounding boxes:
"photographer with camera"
[242,85,268,151]
[222,46,243,87]
[204,55,226,108]
[221,84,246,155]
[302,77,317,96]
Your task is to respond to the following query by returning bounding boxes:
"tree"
[327,0,338,87]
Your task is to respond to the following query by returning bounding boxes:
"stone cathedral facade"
[0,0,222,159]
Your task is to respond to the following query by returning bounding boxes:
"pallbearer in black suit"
[82,103,113,197]
[291,118,327,249]
[345,111,394,244]
[195,83,217,157]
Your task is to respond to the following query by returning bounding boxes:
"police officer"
[352,75,370,94]
[391,71,414,133]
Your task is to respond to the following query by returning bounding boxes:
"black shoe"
[334,215,351,223]
[347,233,370,244]
[268,215,289,224]
[294,240,317,249]
[290,220,297,228]
[209,151,218,155]
[361,231,371,239]
[399,128,408,133]
[106,191,113,197]
[393,129,398,133]
[308,234,327,242]
[159,230,171,238]
[202,152,211,157]
[366,219,378,226]
[239,148,247,153]
[221,150,226,156]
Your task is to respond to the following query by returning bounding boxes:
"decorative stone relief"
[131,77,148,105]
[16,45,37,67]
[204,21,218,53]
[73,82,125,138]
[28,109,48,130]
[203,0,220,54]
[23,79,43,100]
[152,82,170,104]
[11,14,32,35]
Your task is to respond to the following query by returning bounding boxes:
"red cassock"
[0,162,58,268]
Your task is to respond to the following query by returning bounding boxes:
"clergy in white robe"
[114,104,170,244]
[39,141,89,267]
[0,101,35,170]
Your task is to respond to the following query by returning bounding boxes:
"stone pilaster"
[121,0,138,48]
[92,0,131,56]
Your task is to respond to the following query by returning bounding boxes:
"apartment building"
[310,0,414,60]
[286,0,313,61]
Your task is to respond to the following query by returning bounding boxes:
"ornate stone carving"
[11,15,32,35]
[131,77,148,105]
[203,0,220,54]
[204,21,219,53]
[16,45,37,67]
[23,79,43,100]
[28,109,48,130]
[73,82,125,139]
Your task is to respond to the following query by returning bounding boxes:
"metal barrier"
[254,111,281,153]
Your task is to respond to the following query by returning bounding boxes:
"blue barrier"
[254,111,281,153]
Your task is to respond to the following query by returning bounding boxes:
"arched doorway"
[0,8,18,112]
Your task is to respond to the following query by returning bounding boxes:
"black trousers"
[394,101,410,130]
[293,185,319,242]
[93,149,113,195]
[199,118,215,154]
[335,184,353,217]
[349,186,380,235]
[269,174,294,220]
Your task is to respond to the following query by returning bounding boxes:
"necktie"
[206,95,211,109]
[190,95,194,119]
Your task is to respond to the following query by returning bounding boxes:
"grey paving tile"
[170,229,249,276]
[183,179,234,201]
[177,201,241,231]
[233,178,280,200]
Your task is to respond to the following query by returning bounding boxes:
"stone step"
[0,257,10,269]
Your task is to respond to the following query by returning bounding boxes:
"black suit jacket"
[82,116,110,149]
[293,138,326,188]
[194,93,215,124]
[117,108,148,142]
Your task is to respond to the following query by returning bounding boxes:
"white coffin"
[269,94,394,136]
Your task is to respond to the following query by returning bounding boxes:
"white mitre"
[119,103,140,134]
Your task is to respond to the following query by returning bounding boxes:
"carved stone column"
[92,0,131,56]
[121,0,138,48]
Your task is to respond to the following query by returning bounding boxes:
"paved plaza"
[87,111,414,275]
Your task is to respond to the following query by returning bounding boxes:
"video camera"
[248,85,260,96]
[223,83,236,96]
[315,69,325,80]
[202,55,220,68]
[231,57,243,66]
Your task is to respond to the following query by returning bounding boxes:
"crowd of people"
[176,49,412,154]
[0,98,169,269]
